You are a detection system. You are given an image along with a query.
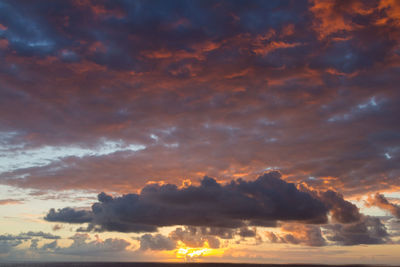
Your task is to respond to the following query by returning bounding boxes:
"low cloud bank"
[45,172,330,232]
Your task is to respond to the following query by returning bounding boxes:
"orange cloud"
[252,41,301,56]
[365,193,400,218]
[0,199,24,205]
[310,0,374,39]
[378,0,400,26]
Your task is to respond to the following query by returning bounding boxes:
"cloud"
[52,224,63,231]
[0,198,23,205]
[238,227,257,238]
[169,227,220,249]
[0,231,60,254]
[22,231,60,240]
[0,234,30,241]
[0,0,399,199]
[317,190,362,223]
[366,193,400,218]
[44,172,329,232]
[54,233,131,256]
[139,234,176,251]
[266,224,326,247]
[45,207,92,223]
[0,232,59,241]
[0,239,21,254]
[139,225,264,251]
[324,216,390,245]
[41,240,58,251]
[266,215,392,247]
[0,232,132,261]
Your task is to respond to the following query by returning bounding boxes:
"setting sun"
[173,242,224,261]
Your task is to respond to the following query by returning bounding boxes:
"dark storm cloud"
[44,172,329,232]
[0,0,400,201]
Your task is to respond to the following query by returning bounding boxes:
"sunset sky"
[0,0,400,264]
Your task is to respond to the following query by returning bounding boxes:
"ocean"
[0,263,385,267]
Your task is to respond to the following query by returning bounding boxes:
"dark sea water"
[0,263,391,267]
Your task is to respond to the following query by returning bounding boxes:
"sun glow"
[173,242,224,262]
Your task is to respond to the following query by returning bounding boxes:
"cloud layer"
[0,0,399,197]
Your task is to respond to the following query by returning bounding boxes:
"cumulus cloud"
[139,234,176,251]
[0,231,60,254]
[44,172,329,232]
[0,239,21,254]
[266,215,391,247]
[45,207,92,223]
[366,193,400,218]
[138,225,261,251]
[169,227,220,249]
[317,190,362,223]
[324,216,390,245]
[266,224,326,247]
[54,233,131,256]
[0,232,132,261]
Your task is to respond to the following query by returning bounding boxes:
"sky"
[0,0,400,264]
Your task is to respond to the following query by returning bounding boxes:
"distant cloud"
[139,234,176,251]
[170,227,220,249]
[266,215,391,247]
[266,224,326,247]
[366,193,400,218]
[55,233,131,256]
[0,199,23,205]
[0,232,60,241]
[0,231,60,254]
[324,216,390,245]
[22,231,60,240]
[52,224,63,231]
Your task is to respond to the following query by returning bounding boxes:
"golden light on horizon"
[172,241,225,261]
